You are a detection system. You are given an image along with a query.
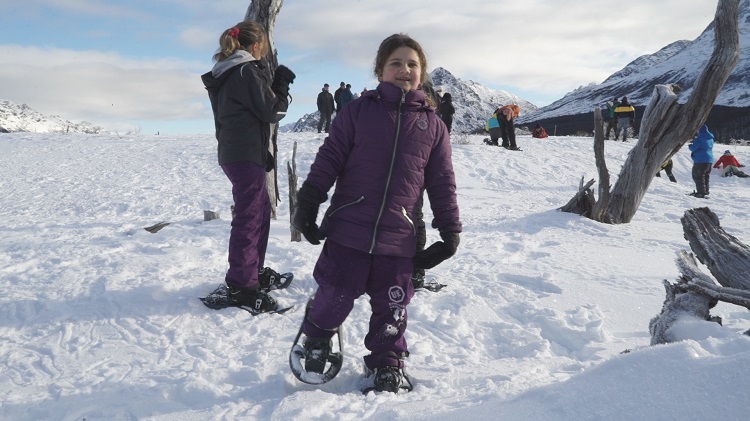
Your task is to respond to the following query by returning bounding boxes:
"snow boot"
[411,269,425,290]
[362,351,414,394]
[302,337,333,374]
[226,284,278,313]
[258,267,294,292]
[374,366,403,393]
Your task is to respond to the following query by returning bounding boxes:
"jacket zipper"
[402,206,415,236]
[369,90,406,253]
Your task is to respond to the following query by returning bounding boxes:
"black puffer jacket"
[201,50,288,166]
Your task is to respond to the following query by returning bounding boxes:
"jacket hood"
[211,50,257,78]
[698,124,713,138]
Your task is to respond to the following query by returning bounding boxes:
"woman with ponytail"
[201,21,296,314]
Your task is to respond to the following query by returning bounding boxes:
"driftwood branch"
[649,207,750,345]
[558,177,595,216]
[680,207,750,290]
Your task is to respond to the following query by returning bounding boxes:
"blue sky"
[0,0,718,134]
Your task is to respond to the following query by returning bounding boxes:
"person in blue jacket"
[688,124,715,198]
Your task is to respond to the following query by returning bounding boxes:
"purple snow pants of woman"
[303,240,415,370]
[221,161,270,289]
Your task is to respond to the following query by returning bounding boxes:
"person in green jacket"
[605,97,619,140]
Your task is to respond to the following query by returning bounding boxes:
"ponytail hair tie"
[228,27,240,39]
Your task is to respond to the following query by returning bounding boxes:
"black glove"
[413,232,460,270]
[271,65,295,103]
[274,65,296,85]
[265,150,275,172]
[292,182,327,245]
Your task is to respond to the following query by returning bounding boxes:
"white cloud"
[0,45,208,130]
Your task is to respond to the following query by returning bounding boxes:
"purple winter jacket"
[305,82,462,257]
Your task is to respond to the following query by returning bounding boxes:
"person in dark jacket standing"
[291,33,461,393]
[688,124,715,198]
[438,92,455,132]
[201,21,296,313]
[614,96,635,141]
[334,82,346,113]
[339,83,354,111]
[316,83,334,133]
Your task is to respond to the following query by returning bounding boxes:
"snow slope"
[1,132,749,420]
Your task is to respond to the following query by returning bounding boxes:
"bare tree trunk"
[565,0,740,224]
[605,0,740,224]
[246,0,285,219]
[590,108,611,222]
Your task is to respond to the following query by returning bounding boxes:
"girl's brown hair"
[213,21,268,62]
[373,33,428,87]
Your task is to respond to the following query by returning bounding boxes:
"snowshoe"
[413,273,447,292]
[258,267,294,292]
[420,279,448,292]
[289,300,344,385]
[200,284,293,315]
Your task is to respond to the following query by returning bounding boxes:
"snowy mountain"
[517,0,750,140]
[282,67,538,134]
[0,99,104,134]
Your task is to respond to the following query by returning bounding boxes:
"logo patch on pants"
[388,286,406,303]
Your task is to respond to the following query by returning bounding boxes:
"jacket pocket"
[328,195,365,218]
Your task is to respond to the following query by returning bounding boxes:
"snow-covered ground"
[1,131,749,420]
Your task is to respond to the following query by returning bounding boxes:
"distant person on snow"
[605,97,619,140]
[688,124,715,198]
[614,96,635,141]
[291,33,461,393]
[713,150,749,177]
[485,109,502,146]
[497,104,521,150]
[655,159,677,182]
[531,123,548,138]
[339,83,354,111]
[201,21,296,313]
[316,83,334,133]
[334,82,346,113]
[438,93,455,133]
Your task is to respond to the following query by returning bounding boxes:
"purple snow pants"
[221,161,270,289]
[303,240,415,370]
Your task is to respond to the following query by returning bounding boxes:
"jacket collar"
[374,82,430,111]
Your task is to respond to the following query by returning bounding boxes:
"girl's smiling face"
[380,46,422,92]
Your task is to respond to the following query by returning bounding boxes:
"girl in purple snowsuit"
[292,34,462,392]
[201,21,296,313]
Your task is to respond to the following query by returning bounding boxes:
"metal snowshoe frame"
[289,325,344,385]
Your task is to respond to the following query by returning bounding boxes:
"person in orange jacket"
[497,104,521,150]
[713,150,749,177]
